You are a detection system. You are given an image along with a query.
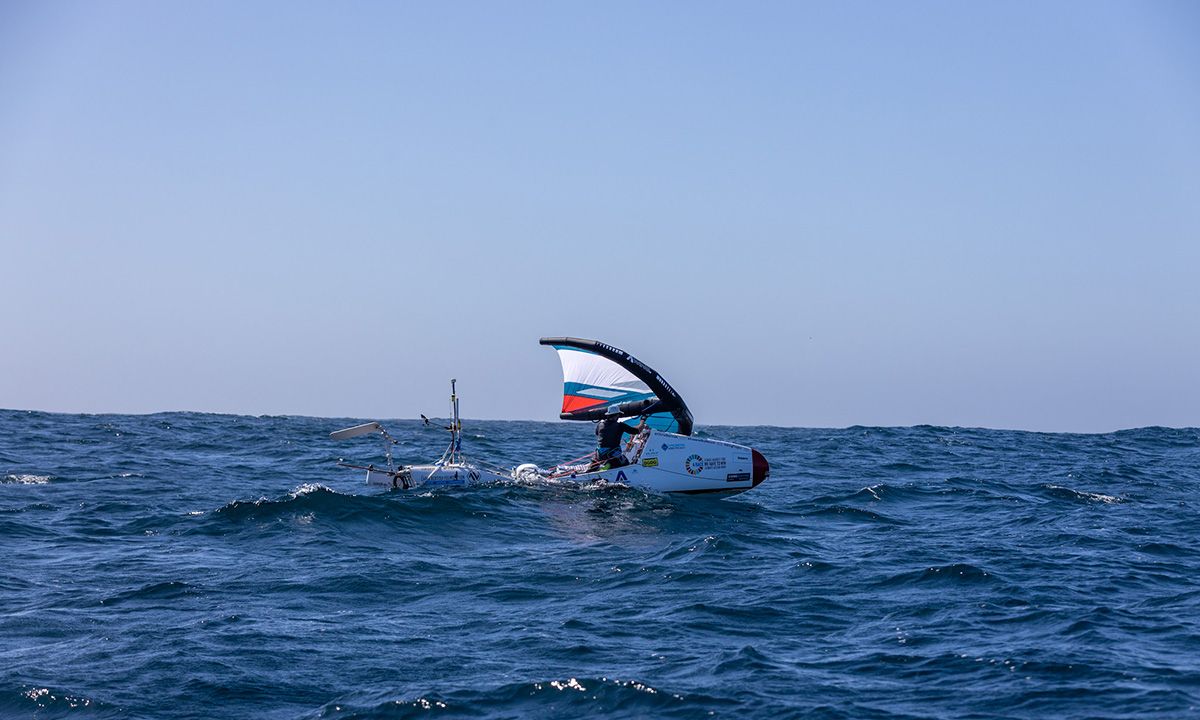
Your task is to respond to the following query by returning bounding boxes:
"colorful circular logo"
[685,454,704,475]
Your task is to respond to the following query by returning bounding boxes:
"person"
[592,415,644,470]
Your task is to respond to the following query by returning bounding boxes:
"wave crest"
[2,474,52,484]
[307,677,714,719]
[877,563,998,588]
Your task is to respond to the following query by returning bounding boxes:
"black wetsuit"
[595,418,641,468]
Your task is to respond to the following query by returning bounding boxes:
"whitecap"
[3,474,52,484]
[1045,484,1122,504]
[290,483,332,497]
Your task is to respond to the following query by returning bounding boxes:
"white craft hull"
[363,463,508,490]
[356,431,768,496]
[549,430,769,496]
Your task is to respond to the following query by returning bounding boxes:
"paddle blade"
[330,422,382,440]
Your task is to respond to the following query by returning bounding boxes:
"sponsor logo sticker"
[726,472,751,483]
[641,458,659,467]
[661,443,685,451]
[615,470,628,484]
[705,457,727,470]
[685,454,704,475]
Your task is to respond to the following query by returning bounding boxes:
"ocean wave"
[677,601,791,624]
[0,517,57,540]
[876,563,998,588]
[1041,484,1123,504]
[99,580,204,606]
[801,504,903,524]
[2,473,52,484]
[0,685,116,718]
[878,462,935,473]
[305,677,719,720]
[712,644,785,674]
[209,484,365,522]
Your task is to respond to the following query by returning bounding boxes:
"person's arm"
[620,420,643,436]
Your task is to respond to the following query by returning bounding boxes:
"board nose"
[751,449,769,486]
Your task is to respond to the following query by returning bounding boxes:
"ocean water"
[1,409,1198,719]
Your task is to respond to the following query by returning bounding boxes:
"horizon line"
[2,406,1195,437]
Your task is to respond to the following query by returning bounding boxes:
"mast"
[450,378,461,464]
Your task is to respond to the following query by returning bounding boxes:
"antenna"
[450,378,461,464]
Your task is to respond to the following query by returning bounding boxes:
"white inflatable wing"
[539,337,694,435]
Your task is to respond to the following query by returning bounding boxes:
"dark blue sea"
[2,410,1198,719]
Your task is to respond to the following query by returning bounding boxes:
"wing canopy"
[539,337,694,436]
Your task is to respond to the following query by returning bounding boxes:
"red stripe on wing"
[562,395,607,413]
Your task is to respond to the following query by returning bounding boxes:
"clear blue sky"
[2,1,1197,432]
